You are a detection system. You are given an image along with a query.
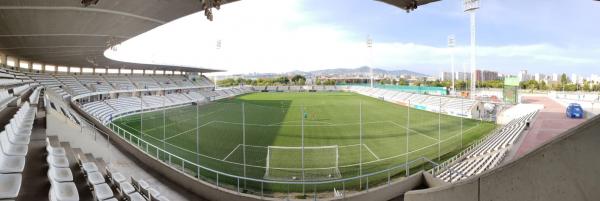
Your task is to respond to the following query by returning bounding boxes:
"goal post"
[264,145,341,181]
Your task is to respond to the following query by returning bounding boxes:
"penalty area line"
[387,120,440,142]
[363,144,380,160]
[223,144,241,161]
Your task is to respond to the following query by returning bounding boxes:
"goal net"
[264,145,341,181]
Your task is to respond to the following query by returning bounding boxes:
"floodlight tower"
[448,35,456,95]
[367,36,374,88]
[214,39,222,90]
[464,0,479,98]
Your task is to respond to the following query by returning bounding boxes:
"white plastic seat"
[118,182,135,197]
[47,145,67,157]
[4,128,30,145]
[8,120,32,136]
[0,149,26,173]
[0,174,21,199]
[138,179,150,190]
[156,195,171,201]
[50,181,79,201]
[93,183,114,201]
[146,187,161,199]
[82,162,99,174]
[86,171,105,186]
[48,167,73,183]
[47,155,70,168]
[0,133,28,156]
[46,138,66,156]
[127,192,145,201]
[111,172,126,185]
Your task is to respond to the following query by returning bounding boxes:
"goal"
[264,145,341,181]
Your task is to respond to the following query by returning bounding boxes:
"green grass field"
[112,92,495,192]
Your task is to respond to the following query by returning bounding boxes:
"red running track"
[513,96,586,159]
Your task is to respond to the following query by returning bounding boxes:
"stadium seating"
[435,111,538,182]
[55,75,92,95]
[346,86,478,117]
[77,74,114,92]
[0,102,36,200]
[103,75,136,90]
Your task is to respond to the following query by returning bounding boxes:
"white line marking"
[363,144,380,160]
[223,144,241,161]
[387,120,440,142]
[164,121,216,141]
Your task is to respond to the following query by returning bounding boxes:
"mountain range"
[298,66,429,77]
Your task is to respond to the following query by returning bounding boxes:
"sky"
[105,0,600,76]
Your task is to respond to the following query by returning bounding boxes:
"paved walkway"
[512,96,586,159]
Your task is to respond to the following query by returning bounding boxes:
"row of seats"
[347,86,478,117]
[435,111,538,183]
[0,102,37,199]
[46,137,79,201]
[106,166,170,201]
[55,75,93,96]
[45,136,171,201]
[82,88,252,124]
[22,71,214,97]
[29,87,42,105]
[258,85,340,92]
[0,89,17,110]
[203,87,253,100]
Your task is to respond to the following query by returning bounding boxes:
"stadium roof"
[376,0,440,11]
[0,0,437,73]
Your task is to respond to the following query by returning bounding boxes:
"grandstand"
[0,0,597,200]
[433,111,537,182]
[347,86,480,118]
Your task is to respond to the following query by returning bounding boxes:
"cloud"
[106,0,600,76]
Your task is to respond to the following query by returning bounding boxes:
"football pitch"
[112,92,495,191]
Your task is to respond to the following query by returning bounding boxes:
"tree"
[398,79,408,86]
[539,80,548,90]
[291,75,306,85]
[561,73,569,85]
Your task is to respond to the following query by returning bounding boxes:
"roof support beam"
[0,6,166,24]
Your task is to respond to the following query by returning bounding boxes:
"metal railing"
[104,122,438,199]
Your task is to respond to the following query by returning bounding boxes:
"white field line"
[387,120,440,142]
[121,123,163,142]
[363,144,380,160]
[223,144,241,161]
[268,120,335,126]
[122,107,225,132]
[164,121,216,141]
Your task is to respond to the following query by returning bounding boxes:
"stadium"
[0,0,598,201]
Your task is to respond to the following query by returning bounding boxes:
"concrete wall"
[329,172,424,201]
[405,114,600,201]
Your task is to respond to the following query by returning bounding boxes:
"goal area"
[264,145,341,181]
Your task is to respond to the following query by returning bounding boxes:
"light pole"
[448,35,456,95]
[465,0,479,98]
[367,36,374,88]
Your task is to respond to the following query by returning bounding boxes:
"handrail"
[109,121,439,186]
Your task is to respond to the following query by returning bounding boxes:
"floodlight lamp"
[464,0,480,12]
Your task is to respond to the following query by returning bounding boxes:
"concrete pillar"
[14,58,20,71]
[28,62,33,72]
[42,64,46,74]
[0,53,6,66]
